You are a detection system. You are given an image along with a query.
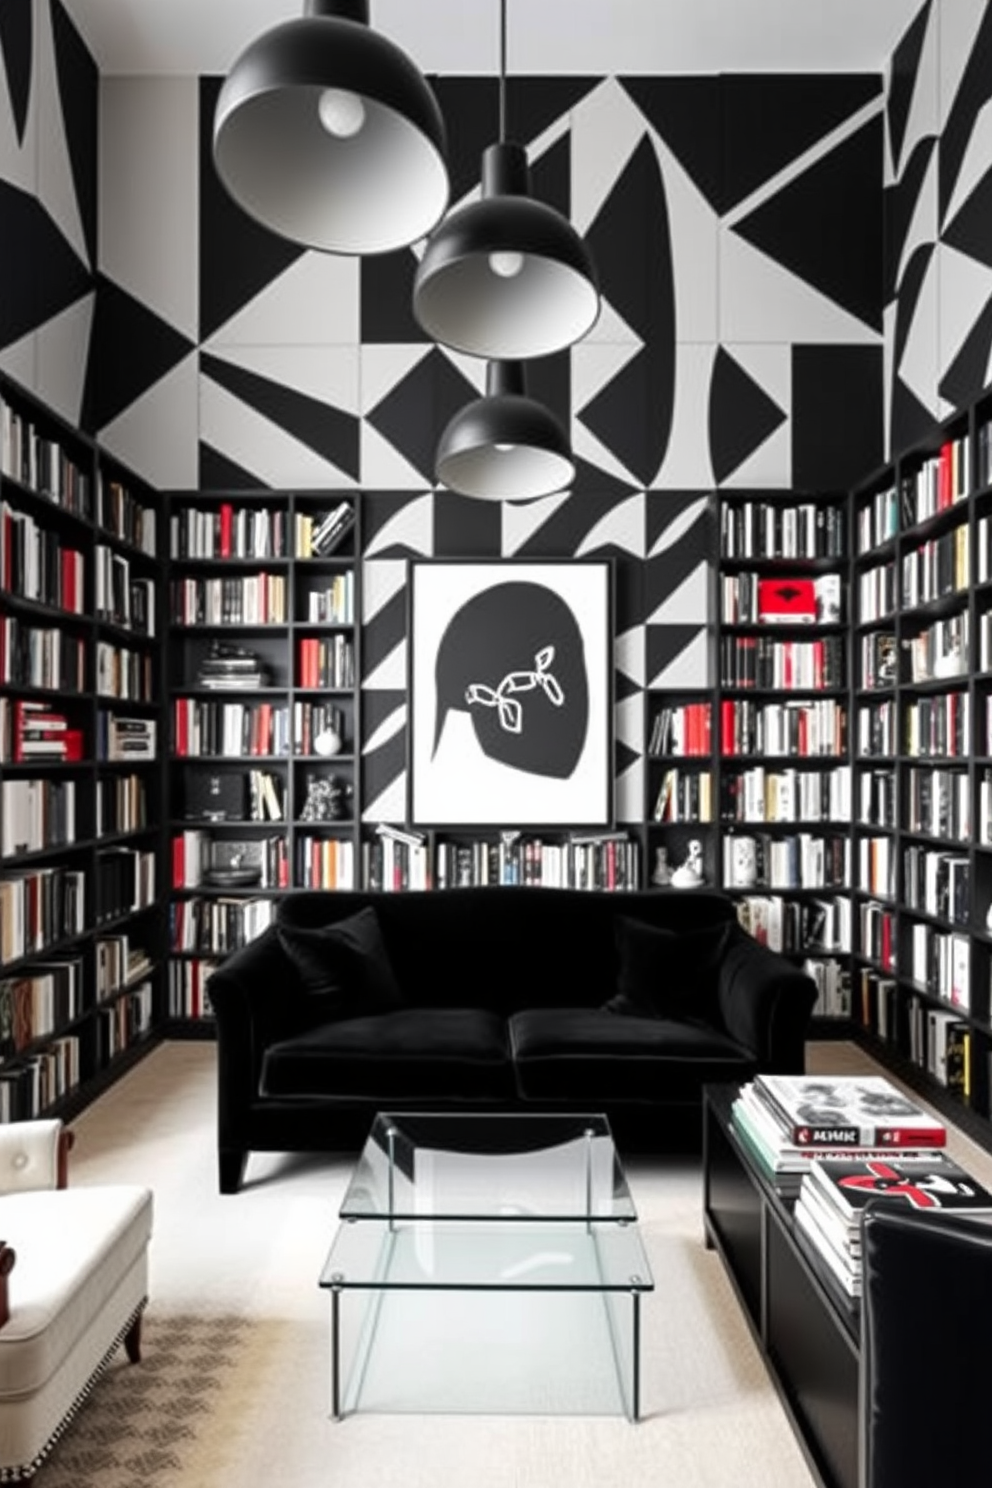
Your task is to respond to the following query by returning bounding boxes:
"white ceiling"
[61,0,923,78]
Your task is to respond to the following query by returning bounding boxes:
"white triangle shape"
[35,1,88,269]
[944,97,992,238]
[648,626,710,690]
[720,420,792,490]
[647,127,719,343]
[939,0,988,134]
[615,626,645,688]
[569,78,645,238]
[647,563,710,628]
[360,344,433,413]
[615,762,643,825]
[572,420,642,488]
[210,250,361,349]
[893,147,938,290]
[205,344,359,415]
[652,344,717,490]
[0,21,35,192]
[199,380,353,489]
[361,773,407,826]
[889,4,939,179]
[361,558,408,624]
[573,342,641,415]
[362,640,408,695]
[0,330,37,389]
[362,702,406,757]
[361,423,433,490]
[501,492,572,555]
[577,493,645,557]
[897,244,940,413]
[99,353,199,488]
[35,291,94,428]
[364,492,434,558]
[938,241,992,381]
[721,225,882,344]
[616,692,644,752]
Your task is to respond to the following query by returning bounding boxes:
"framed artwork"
[408,559,613,827]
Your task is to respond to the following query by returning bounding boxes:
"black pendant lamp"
[213,0,449,255]
[436,362,575,501]
[412,0,599,358]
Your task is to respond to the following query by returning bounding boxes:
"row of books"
[858,768,896,827]
[94,546,154,635]
[295,502,355,558]
[94,935,153,1002]
[722,832,850,890]
[171,830,290,890]
[0,867,86,968]
[0,956,83,1056]
[857,559,896,624]
[170,573,288,626]
[97,713,156,761]
[900,434,970,527]
[652,768,713,823]
[0,1036,81,1122]
[0,403,92,515]
[0,617,85,692]
[168,958,219,1020]
[734,893,851,955]
[168,895,275,955]
[904,691,969,759]
[95,642,154,702]
[0,699,84,763]
[902,845,969,926]
[858,630,896,691]
[96,773,149,837]
[901,523,970,608]
[855,698,895,757]
[804,957,852,1018]
[720,501,846,560]
[857,835,894,899]
[647,702,711,757]
[721,573,842,626]
[297,836,356,891]
[1,777,77,857]
[94,845,156,924]
[98,478,156,556]
[857,484,898,551]
[297,634,355,690]
[301,572,354,624]
[721,764,852,825]
[91,982,154,1069]
[908,923,970,1010]
[718,635,845,691]
[1,502,85,611]
[172,699,290,758]
[720,698,847,758]
[859,898,896,971]
[902,611,968,683]
[170,503,289,560]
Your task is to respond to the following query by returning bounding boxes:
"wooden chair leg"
[123,1310,143,1364]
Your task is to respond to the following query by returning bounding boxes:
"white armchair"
[0,1119,153,1481]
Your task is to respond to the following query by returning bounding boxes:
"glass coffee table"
[319,1112,653,1420]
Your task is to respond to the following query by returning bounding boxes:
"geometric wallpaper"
[6,0,992,829]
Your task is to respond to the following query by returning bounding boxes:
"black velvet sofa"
[207,886,817,1192]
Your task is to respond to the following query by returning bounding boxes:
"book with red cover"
[757,577,816,624]
[754,1074,947,1148]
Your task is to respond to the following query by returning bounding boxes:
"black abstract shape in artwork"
[938,293,992,412]
[709,346,786,484]
[938,2,992,229]
[0,0,31,147]
[884,137,936,304]
[887,1,932,178]
[433,583,588,779]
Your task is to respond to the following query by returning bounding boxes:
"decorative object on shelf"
[671,839,705,890]
[313,724,343,757]
[730,835,758,888]
[196,641,269,690]
[187,771,247,822]
[409,560,612,827]
[301,774,350,822]
[412,0,599,358]
[203,843,263,888]
[651,846,671,888]
[212,0,449,255]
[435,360,574,501]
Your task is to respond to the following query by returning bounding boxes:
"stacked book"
[196,644,268,691]
[731,1073,947,1199]
[795,1151,992,1300]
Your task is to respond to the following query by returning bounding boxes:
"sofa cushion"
[509,1008,755,1103]
[603,916,731,1023]
[0,1185,152,1397]
[260,1008,515,1100]
[275,903,404,1023]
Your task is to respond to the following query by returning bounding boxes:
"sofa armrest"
[0,1120,73,1193]
[716,928,817,1071]
[206,927,300,1135]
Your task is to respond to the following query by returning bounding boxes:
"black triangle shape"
[938,293,992,411]
[362,729,406,817]
[620,77,723,215]
[793,345,883,490]
[199,76,307,341]
[362,492,429,550]
[529,131,570,222]
[362,584,407,674]
[943,166,992,269]
[938,3,992,228]
[0,183,92,351]
[721,75,882,216]
[645,517,711,617]
[510,487,634,558]
[198,443,267,491]
[568,456,640,503]
[709,346,786,484]
[615,672,640,704]
[51,1,98,269]
[429,77,500,205]
[200,352,359,480]
[82,274,193,435]
[579,343,675,489]
[646,626,706,688]
[892,242,935,375]
[505,77,599,158]
[884,137,936,303]
[890,374,940,457]
[436,491,501,558]
[734,115,884,332]
[0,0,31,147]
[888,2,932,177]
[363,690,407,742]
[367,348,477,485]
[361,248,431,344]
[615,740,639,778]
[587,135,674,346]
[613,558,644,637]
[646,491,712,558]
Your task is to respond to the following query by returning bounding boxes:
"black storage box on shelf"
[185,771,247,822]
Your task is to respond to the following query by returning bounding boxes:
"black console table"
[702,1085,861,1488]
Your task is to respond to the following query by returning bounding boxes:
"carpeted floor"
[32,1037,991,1488]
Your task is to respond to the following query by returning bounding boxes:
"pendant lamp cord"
[499,0,507,142]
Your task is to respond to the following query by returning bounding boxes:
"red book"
[757,577,816,624]
[63,729,84,762]
[219,503,233,558]
[174,699,188,758]
[172,834,185,890]
[721,699,736,756]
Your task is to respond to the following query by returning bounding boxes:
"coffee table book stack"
[730,1073,948,1198]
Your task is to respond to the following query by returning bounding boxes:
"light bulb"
[318,88,366,139]
[494,442,515,453]
[489,250,525,279]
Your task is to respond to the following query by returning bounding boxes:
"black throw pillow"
[603,916,730,1024]
[276,905,405,1021]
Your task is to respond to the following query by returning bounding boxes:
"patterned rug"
[38,1312,254,1488]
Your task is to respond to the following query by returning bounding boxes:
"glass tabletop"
[337,1112,639,1223]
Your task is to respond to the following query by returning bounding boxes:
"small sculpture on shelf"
[670,839,705,890]
[651,846,671,888]
[300,774,350,823]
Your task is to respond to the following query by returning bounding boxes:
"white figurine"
[651,847,671,887]
[671,838,705,889]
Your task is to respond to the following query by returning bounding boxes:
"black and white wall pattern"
[7,1,990,826]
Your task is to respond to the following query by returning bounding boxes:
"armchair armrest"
[716,928,816,1071]
[0,1242,14,1329]
[0,1120,74,1193]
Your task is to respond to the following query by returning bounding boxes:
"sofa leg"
[219,1149,248,1194]
[124,1311,143,1364]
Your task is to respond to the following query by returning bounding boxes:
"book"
[806,1153,992,1231]
[757,577,816,624]
[753,1074,946,1148]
